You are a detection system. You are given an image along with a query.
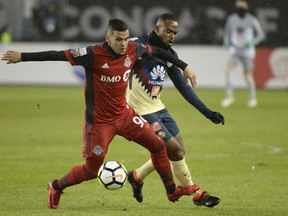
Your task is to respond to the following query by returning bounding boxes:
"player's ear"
[154,24,160,33]
[106,35,110,45]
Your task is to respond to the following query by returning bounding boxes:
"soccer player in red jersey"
[2,19,198,209]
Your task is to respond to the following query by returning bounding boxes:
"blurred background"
[0,0,287,89]
[1,0,287,45]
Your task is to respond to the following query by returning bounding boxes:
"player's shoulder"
[126,40,145,55]
[246,13,258,20]
[88,42,112,55]
[129,40,150,51]
[136,33,151,45]
[90,42,106,49]
[128,40,136,46]
[127,40,140,51]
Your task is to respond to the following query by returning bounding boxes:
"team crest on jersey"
[157,131,166,139]
[151,86,161,97]
[167,61,173,68]
[124,56,132,67]
[93,145,103,156]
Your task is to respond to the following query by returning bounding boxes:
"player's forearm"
[168,70,212,117]
[21,51,67,62]
[151,47,187,70]
[252,19,265,46]
[180,86,212,118]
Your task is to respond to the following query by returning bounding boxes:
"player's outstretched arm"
[2,50,68,63]
[168,68,224,125]
[1,50,21,64]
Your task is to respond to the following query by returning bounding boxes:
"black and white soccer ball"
[97,161,127,190]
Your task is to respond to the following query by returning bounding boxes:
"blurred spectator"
[32,1,60,41]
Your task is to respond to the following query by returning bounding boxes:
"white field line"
[186,142,283,160]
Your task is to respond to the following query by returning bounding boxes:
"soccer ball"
[97,161,127,190]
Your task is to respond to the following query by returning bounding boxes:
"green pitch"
[0,86,287,216]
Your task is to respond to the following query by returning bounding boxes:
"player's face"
[106,30,129,55]
[155,20,179,48]
[236,0,248,9]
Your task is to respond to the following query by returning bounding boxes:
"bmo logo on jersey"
[100,70,131,83]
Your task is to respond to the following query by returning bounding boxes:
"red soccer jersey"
[64,41,151,124]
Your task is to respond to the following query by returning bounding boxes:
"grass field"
[0,85,287,216]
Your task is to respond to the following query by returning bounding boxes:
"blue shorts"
[142,109,179,143]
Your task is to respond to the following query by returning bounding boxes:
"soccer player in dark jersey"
[126,13,224,207]
[1,19,199,209]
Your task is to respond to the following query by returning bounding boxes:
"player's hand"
[1,50,21,64]
[183,65,197,88]
[245,41,254,48]
[209,112,225,125]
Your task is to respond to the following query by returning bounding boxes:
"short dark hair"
[108,19,129,32]
[157,13,177,23]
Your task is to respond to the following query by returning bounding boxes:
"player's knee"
[168,149,184,161]
[175,149,184,160]
[149,137,166,154]
[166,138,184,161]
[85,155,105,179]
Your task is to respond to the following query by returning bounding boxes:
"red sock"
[150,149,175,194]
[57,165,97,190]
